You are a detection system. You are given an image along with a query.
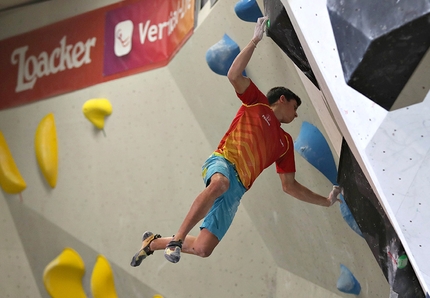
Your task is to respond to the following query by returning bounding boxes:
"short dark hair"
[266,87,301,106]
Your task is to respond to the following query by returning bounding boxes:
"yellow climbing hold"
[43,247,86,298]
[35,113,58,188]
[82,98,112,130]
[91,255,118,298]
[0,131,26,194]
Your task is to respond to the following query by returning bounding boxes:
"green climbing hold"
[397,255,408,269]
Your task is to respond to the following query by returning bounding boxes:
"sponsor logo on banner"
[103,0,193,76]
[0,6,108,110]
[11,36,97,92]
[114,20,133,57]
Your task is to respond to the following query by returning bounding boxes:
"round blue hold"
[206,34,246,76]
[234,0,263,22]
[337,264,361,295]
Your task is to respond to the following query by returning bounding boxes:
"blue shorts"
[200,154,247,241]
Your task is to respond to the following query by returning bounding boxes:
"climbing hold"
[43,247,86,298]
[91,255,118,298]
[337,264,361,295]
[327,0,430,110]
[339,193,363,237]
[82,98,113,130]
[234,0,263,22]
[397,254,408,269]
[206,34,246,77]
[294,122,362,237]
[0,131,26,194]
[294,121,337,184]
[35,113,58,188]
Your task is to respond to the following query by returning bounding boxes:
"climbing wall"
[338,140,424,297]
[2,0,425,297]
[279,0,430,296]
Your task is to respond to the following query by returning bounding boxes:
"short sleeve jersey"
[215,80,296,189]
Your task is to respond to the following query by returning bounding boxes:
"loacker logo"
[11,36,97,92]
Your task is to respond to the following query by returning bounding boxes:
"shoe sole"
[164,246,181,263]
[130,232,158,267]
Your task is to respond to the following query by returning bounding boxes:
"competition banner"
[0,0,194,110]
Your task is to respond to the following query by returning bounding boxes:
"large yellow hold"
[0,131,26,194]
[91,255,118,298]
[35,113,58,188]
[82,98,112,130]
[43,248,86,298]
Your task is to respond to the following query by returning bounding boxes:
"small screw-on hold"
[397,255,408,269]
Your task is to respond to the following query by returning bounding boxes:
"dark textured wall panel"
[264,0,319,88]
[327,0,430,110]
[338,139,425,298]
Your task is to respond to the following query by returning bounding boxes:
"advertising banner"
[104,0,194,76]
[0,0,194,111]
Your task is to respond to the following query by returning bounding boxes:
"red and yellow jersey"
[215,80,296,189]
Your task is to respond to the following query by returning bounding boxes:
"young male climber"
[131,16,341,266]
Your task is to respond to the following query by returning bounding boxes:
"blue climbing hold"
[234,0,263,22]
[206,34,246,76]
[337,264,361,295]
[294,122,363,237]
[294,121,337,184]
[339,194,363,237]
